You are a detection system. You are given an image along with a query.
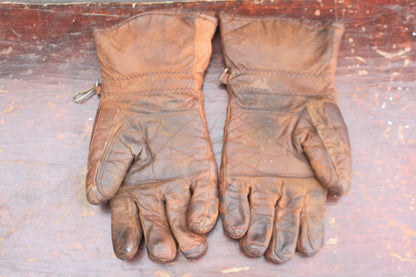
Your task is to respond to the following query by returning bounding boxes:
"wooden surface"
[0,0,225,4]
[1,1,415,276]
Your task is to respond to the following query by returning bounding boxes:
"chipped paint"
[397,126,404,141]
[2,101,14,113]
[84,119,92,137]
[1,46,12,55]
[391,253,415,263]
[401,104,411,111]
[353,171,364,178]
[326,238,338,245]
[358,70,368,76]
[372,46,411,60]
[386,221,416,238]
[0,227,16,243]
[355,56,367,63]
[221,267,250,274]
[154,271,171,277]
[0,217,25,243]
[55,210,70,224]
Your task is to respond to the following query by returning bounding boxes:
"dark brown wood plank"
[1,1,415,276]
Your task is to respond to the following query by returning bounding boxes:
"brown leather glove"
[219,13,351,263]
[86,10,218,263]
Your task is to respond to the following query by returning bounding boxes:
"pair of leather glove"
[85,10,351,264]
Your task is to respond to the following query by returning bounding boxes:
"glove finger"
[220,181,250,239]
[110,187,142,260]
[165,186,207,259]
[136,191,177,263]
[86,106,138,204]
[240,184,277,257]
[301,102,351,196]
[188,167,219,234]
[297,180,327,256]
[265,181,302,264]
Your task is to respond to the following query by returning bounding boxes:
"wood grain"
[0,1,415,276]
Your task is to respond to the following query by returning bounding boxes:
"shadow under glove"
[219,13,351,264]
[86,10,218,263]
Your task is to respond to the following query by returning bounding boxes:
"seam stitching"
[105,71,191,81]
[233,68,330,79]
[232,85,335,97]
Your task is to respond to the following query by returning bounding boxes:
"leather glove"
[86,10,218,263]
[219,13,351,264]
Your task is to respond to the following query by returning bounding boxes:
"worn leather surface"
[219,13,351,263]
[85,10,219,263]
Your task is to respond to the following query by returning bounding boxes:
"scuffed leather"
[219,13,351,263]
[86,10,219,263]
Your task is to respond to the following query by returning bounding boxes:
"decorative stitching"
[232,68,330,79]
[232,85,335,97]
[227,173,316,178]
[97,107,201,117]
[101,87,199,98]
[104,71,191,81]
